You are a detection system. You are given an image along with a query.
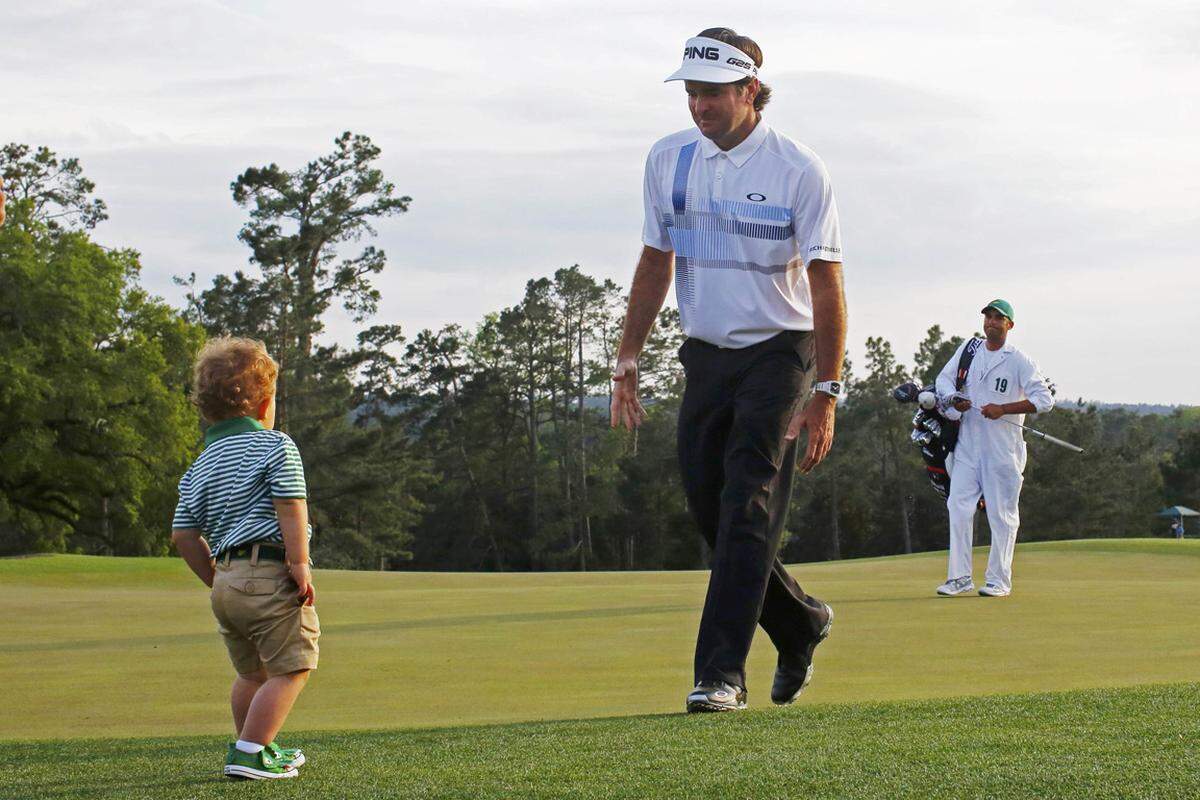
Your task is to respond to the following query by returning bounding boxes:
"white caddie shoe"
[978,583,1010,597]
[935,576,975,596]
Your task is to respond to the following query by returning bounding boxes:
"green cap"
[981,298,1014,322]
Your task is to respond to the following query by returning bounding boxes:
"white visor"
[664,36,759,84]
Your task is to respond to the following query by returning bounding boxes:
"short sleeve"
[641,150,673,252]
[793,159,843,266]
[172,500,199,529]
[172,470,199,529]
[267,437,308,499]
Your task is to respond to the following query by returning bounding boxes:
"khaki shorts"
[210,550,320,676]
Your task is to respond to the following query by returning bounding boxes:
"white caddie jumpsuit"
[936,340,1054,591]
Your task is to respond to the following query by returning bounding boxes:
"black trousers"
[678,330,829,690]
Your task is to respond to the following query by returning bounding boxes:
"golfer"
[935,300,1054,597]
[611,27,846,712]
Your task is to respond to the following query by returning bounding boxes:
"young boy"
[171,337,320,780]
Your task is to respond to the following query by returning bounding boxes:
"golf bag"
[891,338,982,500]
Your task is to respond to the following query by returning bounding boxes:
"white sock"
[236,740,265,754]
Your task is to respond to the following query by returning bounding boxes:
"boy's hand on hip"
[288,561,315,605]
[789,395,836,474]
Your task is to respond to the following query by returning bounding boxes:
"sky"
[6,0,1199,404]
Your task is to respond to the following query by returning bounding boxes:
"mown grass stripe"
[1,683,1196,799]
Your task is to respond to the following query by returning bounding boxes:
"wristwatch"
[813,380,843,399]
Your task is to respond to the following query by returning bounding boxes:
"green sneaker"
[267,741,306,768]
[223,744,298,780]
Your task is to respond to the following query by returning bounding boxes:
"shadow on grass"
[7,604,699,654]
[10,592,956,656]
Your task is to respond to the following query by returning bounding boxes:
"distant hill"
[370,396,1192,418]
[585,396,1194,416]
[1063,401,1194,416]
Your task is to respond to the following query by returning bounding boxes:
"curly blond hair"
[191,337,279,423]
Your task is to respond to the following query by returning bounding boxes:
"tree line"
[1,136,1197,568]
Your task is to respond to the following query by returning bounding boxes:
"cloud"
[4,0,1197,403]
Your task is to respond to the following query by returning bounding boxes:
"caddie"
[935,300,1054,597]
[610,27,846,712]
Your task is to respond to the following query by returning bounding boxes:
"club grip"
[1042,433,1085,453]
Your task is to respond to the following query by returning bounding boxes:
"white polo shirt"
[642,121,843,349]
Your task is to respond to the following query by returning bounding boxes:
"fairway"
[2,538,1198,740]
[5,684,1199,799]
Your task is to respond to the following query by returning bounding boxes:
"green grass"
[3,539,1199,798]
[3,683,1198,799]
[3,539,1198,740]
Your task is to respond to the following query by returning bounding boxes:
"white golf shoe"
[686,681,747,713]
[935,576,975,596]
[978,583,1010,597]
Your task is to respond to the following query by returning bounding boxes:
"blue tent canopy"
[1156,506,1200,517]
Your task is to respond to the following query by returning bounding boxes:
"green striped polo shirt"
[171,417,309,557]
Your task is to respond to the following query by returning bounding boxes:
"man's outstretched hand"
[787,395,836,474]
[610,358,646,431]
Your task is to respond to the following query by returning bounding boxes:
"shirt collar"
[204,416,265,446]
[698,120,770,168]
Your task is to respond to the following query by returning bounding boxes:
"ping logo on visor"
[684,45,720,61]
[665,37,760,84]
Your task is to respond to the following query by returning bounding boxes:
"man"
[935,300,1054,598]
[610,27,846,712]
[0,178,6,227]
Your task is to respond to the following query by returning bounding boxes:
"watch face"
[830,381,842,393]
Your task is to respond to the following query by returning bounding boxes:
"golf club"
[972,408,1085,453]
